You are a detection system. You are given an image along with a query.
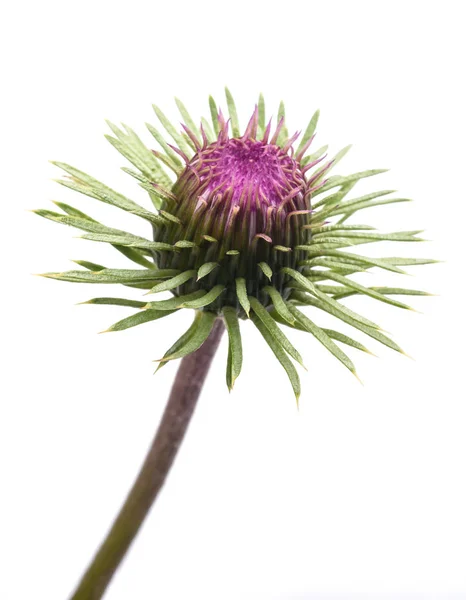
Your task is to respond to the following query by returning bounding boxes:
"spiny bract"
[36,89,434,400]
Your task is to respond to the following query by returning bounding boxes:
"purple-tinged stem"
[69,318,225,600]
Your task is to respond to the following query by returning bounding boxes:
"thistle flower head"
[36,89,435,401]
[154,106,314,313]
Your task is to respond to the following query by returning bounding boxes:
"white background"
[1,1,465,599]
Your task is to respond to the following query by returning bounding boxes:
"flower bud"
[152,108,319,315]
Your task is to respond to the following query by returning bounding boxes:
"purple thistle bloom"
[152,107,326,313]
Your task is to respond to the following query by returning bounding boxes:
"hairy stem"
[70,318,225,600]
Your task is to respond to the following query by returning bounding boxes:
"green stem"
[69,318,225,600]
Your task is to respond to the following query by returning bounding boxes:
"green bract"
[37,89,435,401]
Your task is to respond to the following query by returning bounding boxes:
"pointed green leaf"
[155,312,201,372]
[309,223,376,234]
[276,101,289,146]
[263,286,295,325]
[322,271,415,310]
[291,291,404,354]
[257,93,265,137]
[249,297,304,367]
[120,123,172,182]
[201,117,215,142]
[313,169,388,197]
[304,258,370,275]
[53,201,96,221]
[161,210,182,225]
[270,309,371,355]
[323,197,412,220]
[35,211,165,259]
[73,260,105,271]
[197,262,220,281]
[258,262,273,280]
[302,250,407,274]
[225,87,240,137]
[175,97,201,139]
[104,309,177,333]
[146,122,183,168]
[311,184,361,212]
[158,310,217,362]
[296,109,320,155]
[81,233,174,252]
[379,257,438,267]
[306,262,368,281]
[320,329,372,354]
[287,304,356,376]
[144,290,205,310]
[104,125,171,191]
[301,144,328,165]
[301,238,355,248]
[41,268,179,285]
[315,284,351,295]
[113,245,155,269]
[80,297,146,308]
[209,95,220,135]
[310,145,352,188]
[312,230,422,243]
[330,144,352,168]
[181,285,225,309]
[235,278,250,316]
[147,270,196,294]
[332,286,432,301]
[52,162,164,220]
[251,314,301,402]
[282,267,381,330]
[223,306,243,390]
[152,104,193,156]
[174,240,197,249]
[55,202,156,269]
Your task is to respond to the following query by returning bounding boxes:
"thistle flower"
[36,90,436,600]
[37,89,434,401]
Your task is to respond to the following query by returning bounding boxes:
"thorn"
[295,395,300,410]
[401,351,415,361]
[378,327,391,334]
[98,329,111,334]
[364,349,378,358]
[352,370,364,385]
[153,356,172,363]
[75,300,90,305]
